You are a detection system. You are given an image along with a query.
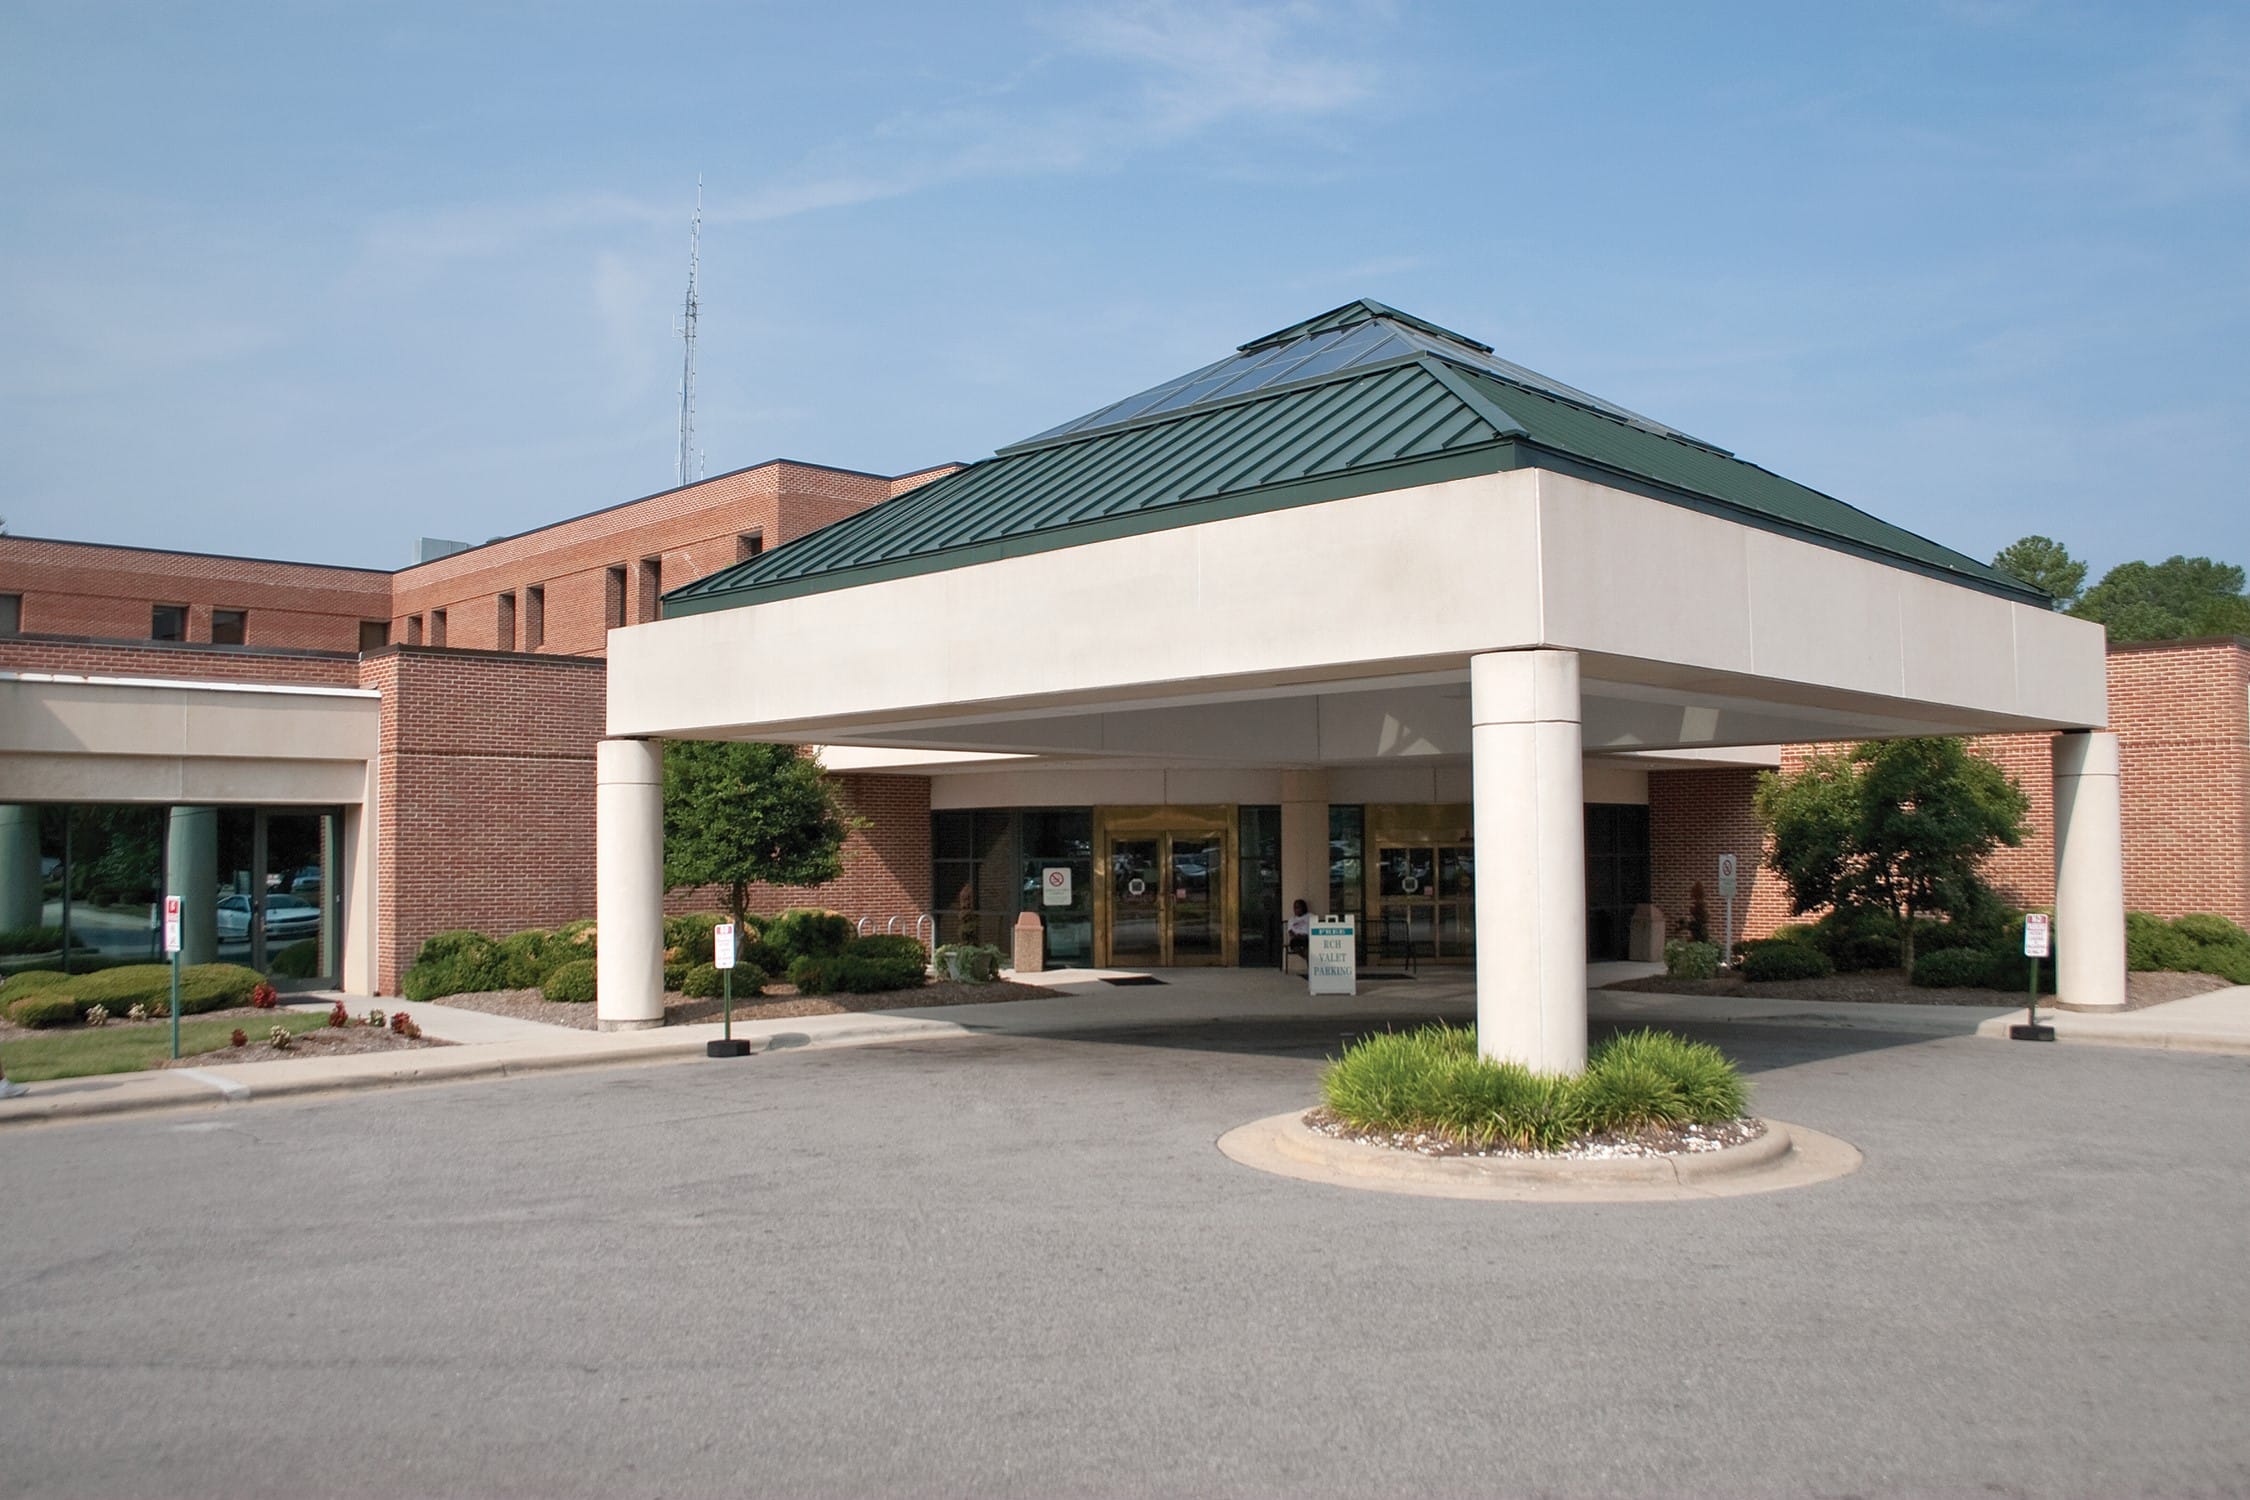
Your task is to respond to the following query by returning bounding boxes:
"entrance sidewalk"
[3,968,2243,1128]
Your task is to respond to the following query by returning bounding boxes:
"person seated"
[1285,899,1312,968]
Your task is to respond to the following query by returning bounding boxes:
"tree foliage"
[661,741,853,926]
[2070,555,2250,643]
[1991,535,2086,611]
[1753,737,2030,969]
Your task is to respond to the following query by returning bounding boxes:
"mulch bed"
[154,1022,451,1067]
[1602,967,2234,1010]
[1305,1106,1765,1160]
[424,978,1067,1032]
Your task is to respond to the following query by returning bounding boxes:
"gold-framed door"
[1366,804,1475,963]
[1093,807,1236,967]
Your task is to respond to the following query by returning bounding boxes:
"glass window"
[497,592,516,650]
[0,593,20,635]
[359,620,390,651]
[737,532,764,562]
[1329,805,1365,960]
[606,566,627,629]
[429,609,447,647]
[524,586,544,650]
[406,615,423,646]
[1019,808,1093,967]
[151,604,187,641]
[211,609,246,646]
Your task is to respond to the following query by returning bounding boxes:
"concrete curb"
[1216,1111,1863,1202]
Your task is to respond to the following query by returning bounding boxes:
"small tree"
[662,741,854,929]
[2072,555,2250,642]
[1754,737,2030,970]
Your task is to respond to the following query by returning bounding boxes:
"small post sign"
[708,921,750,1059]
[2012,913,2057,1042]
[1716,854,1739,968]
[163,896,183,1060]
[1307,915,1357,997]
[1041,866,1072,907]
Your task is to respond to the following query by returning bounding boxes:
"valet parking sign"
[1308,915,1357,997]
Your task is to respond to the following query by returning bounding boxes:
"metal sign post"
[1716,854,1739,968]
[162,895,183,1060]
[708,921,750,1058]
[2011,913,2056,1042]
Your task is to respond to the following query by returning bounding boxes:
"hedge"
[4,963,266,1026]
[269,938,322,980]
[1663,939,1720,981]
[788,939,928,996]
[543,959,597,1003]
[1911,947,2000,989]
[0,925,67,957]
[1741,940,1833,983]
[765,909,854,965]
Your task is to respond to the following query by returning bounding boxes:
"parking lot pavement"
[2,1012,2247,1498]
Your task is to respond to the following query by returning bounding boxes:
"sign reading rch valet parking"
[1308,916,1356,997]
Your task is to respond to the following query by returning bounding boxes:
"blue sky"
[3,1,2245,576]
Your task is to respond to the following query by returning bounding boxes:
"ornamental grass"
[1321,1025,1749,1153]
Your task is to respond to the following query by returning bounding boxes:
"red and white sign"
[2024,913,2051,959]
[1041,866,1072,907]
[714,922,737,970]
[162,895,182,955]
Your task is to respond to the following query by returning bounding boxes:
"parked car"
[289,867,322,897]
[215,893,322,941]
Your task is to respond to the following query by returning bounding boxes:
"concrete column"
[1279,770,1330,918]
[597,738,666,1031]
[165,806,218,966]
[2054,730,2126,1010]
[1471,650,1587,1073]
[0,805,41,932]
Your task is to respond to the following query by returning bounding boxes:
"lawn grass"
[0,1013,329,1083]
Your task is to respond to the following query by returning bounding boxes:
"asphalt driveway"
[1,1013,2245,1497]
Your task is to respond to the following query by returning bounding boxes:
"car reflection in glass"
[214,893,322,940]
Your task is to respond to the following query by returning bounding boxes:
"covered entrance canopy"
[600,300,2121,1066]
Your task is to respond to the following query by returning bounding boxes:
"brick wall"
[0,536,391,651]
[387,460,952,659]
[1650,639,2250,940]
[1647,767,1792,942]
[0,634,363,687]
[364,647,608,993]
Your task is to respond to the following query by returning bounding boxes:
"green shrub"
[1811,905,1900,973]
[555,919,598,954]
[2126,911,2190,971]
[9,995,82,1028]
[1740,940,1833,983]
[1912,947,2000,989]
[1320,1024,1750,1152]
[400,943,520,1002]
[663,913,724,965]
[543,958,597,1003]
[1769,923,1816,945]
[682,962,730,999]
[414,929,496,966]
[764,908,854,964]
[1663,939,1721,981]
[662,961,689,991]
[0,925,66,957]
[934,943,1002,982]
[848,934,928,969]
[492,929,558,988]
[2172,913,2250,948]
[5,963,263,1023]
[2188,939,2250,984]
[788,951,926,996]
[1,970,72,994]
[268,938,321,980]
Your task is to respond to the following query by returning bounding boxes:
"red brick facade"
[0,536,391,652]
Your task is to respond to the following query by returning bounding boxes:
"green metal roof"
[665,304,2046,616]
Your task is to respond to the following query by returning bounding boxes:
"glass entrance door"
[1375,843,1476,960]
[1098,824,1230,966]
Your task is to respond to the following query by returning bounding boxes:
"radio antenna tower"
[675,178,704,487]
